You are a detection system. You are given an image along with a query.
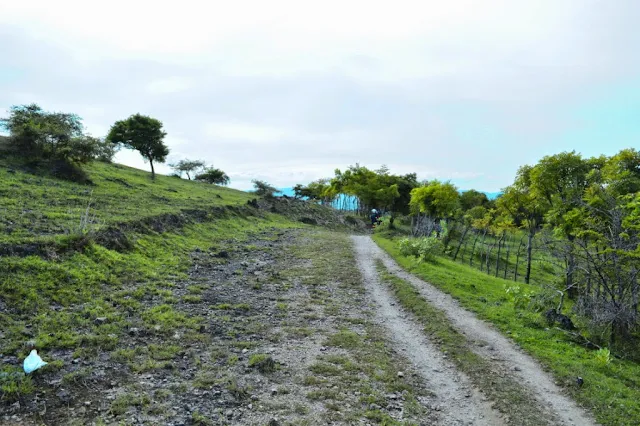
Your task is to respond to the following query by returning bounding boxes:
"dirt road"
[353,236,503,426]
[353,235,597,426]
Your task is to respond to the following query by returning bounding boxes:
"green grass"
[0,206,297,402]
[373,234,640,426]
[248,353,277,373]
[0,158,255,245]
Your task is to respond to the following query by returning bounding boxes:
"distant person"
[370,209,378,226]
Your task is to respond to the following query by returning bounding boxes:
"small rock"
[248,403,253,409]
[271,388,278,396]
[94,317,108,325]
[267,419,280,426]
[397,371,404,378]
[56,389,71,402]
[72,358,81,364]
[84,401,91,406]
[320,346,327,351]
[513,366,522,372]
[242,348,249,354]
[369,403,382,410]
[128,328,140,336]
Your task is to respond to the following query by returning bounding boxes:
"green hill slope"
[0,156,254,246]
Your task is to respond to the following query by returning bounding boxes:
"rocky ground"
[1,227,597,425]
[2,229,434,425]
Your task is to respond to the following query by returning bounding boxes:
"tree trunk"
[495,231,505,278]
[453,225,470,261]
[514,235,525,282]
[149,158,156,180]
[460,234,470,262]
[470,229,483,267]
[504,233,512,280]
[486,237,497,275]
[525,230,533,284]
[480,230,488,272]
[566,235,577,299]
[389,214,396,230]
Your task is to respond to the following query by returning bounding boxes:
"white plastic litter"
[23,349,47,374]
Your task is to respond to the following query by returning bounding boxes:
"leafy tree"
[529,151,593,293]
[409,180,460,219]
[497,166,546,284]
[329,164,401,214]
[252,180,277,198]
[106,114,169,179]
[0,103,91,162]
[195,167,230,185]
[601,148,640,196]
[460,189,489,211]
[294,179,333,203]
[170,159,206,180]
[573,171,640,347]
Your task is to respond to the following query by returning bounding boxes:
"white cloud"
[146,77,192,94]
[1,0,639,192]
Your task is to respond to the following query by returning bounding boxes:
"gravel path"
[353,236,504,426]
[355,235,598,426]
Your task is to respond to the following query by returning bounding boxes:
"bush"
[196,167,230,185]
[398,237,443,262]
[94,137,119,163]
[1,104,116,167]
[252,180,277,198]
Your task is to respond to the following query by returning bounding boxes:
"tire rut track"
[359,235,597,426]
[353,236,504,426]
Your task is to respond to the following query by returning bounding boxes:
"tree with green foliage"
[498,165,546,284]
[293,179,333,203]
[195,167,230,185]
[90,136,119,163]
[252,180,277,198]
[170,159,206,180]
[409,180,460,219]
[329,164,401,214]
[529,151,593,294]
[460,189,489,211]
[408,180,459,238]
[573,164,640,347]
[0,103,96,163]
[106,114,169,179]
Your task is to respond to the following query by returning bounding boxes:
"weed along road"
[354,235,598,426]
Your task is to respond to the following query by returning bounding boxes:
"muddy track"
[354,235,597,426]
[353,236,503,426]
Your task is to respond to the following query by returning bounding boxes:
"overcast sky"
[1,1,639,191]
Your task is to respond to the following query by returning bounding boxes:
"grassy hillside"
[373,233,640,426]
[0,157,254,245]
[0,159,295,421]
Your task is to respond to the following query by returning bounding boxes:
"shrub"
[504,284,534,310]
[398,237,443,263]
[196,167,230,185]
[594,348,612,366]
[252,180,277,198]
